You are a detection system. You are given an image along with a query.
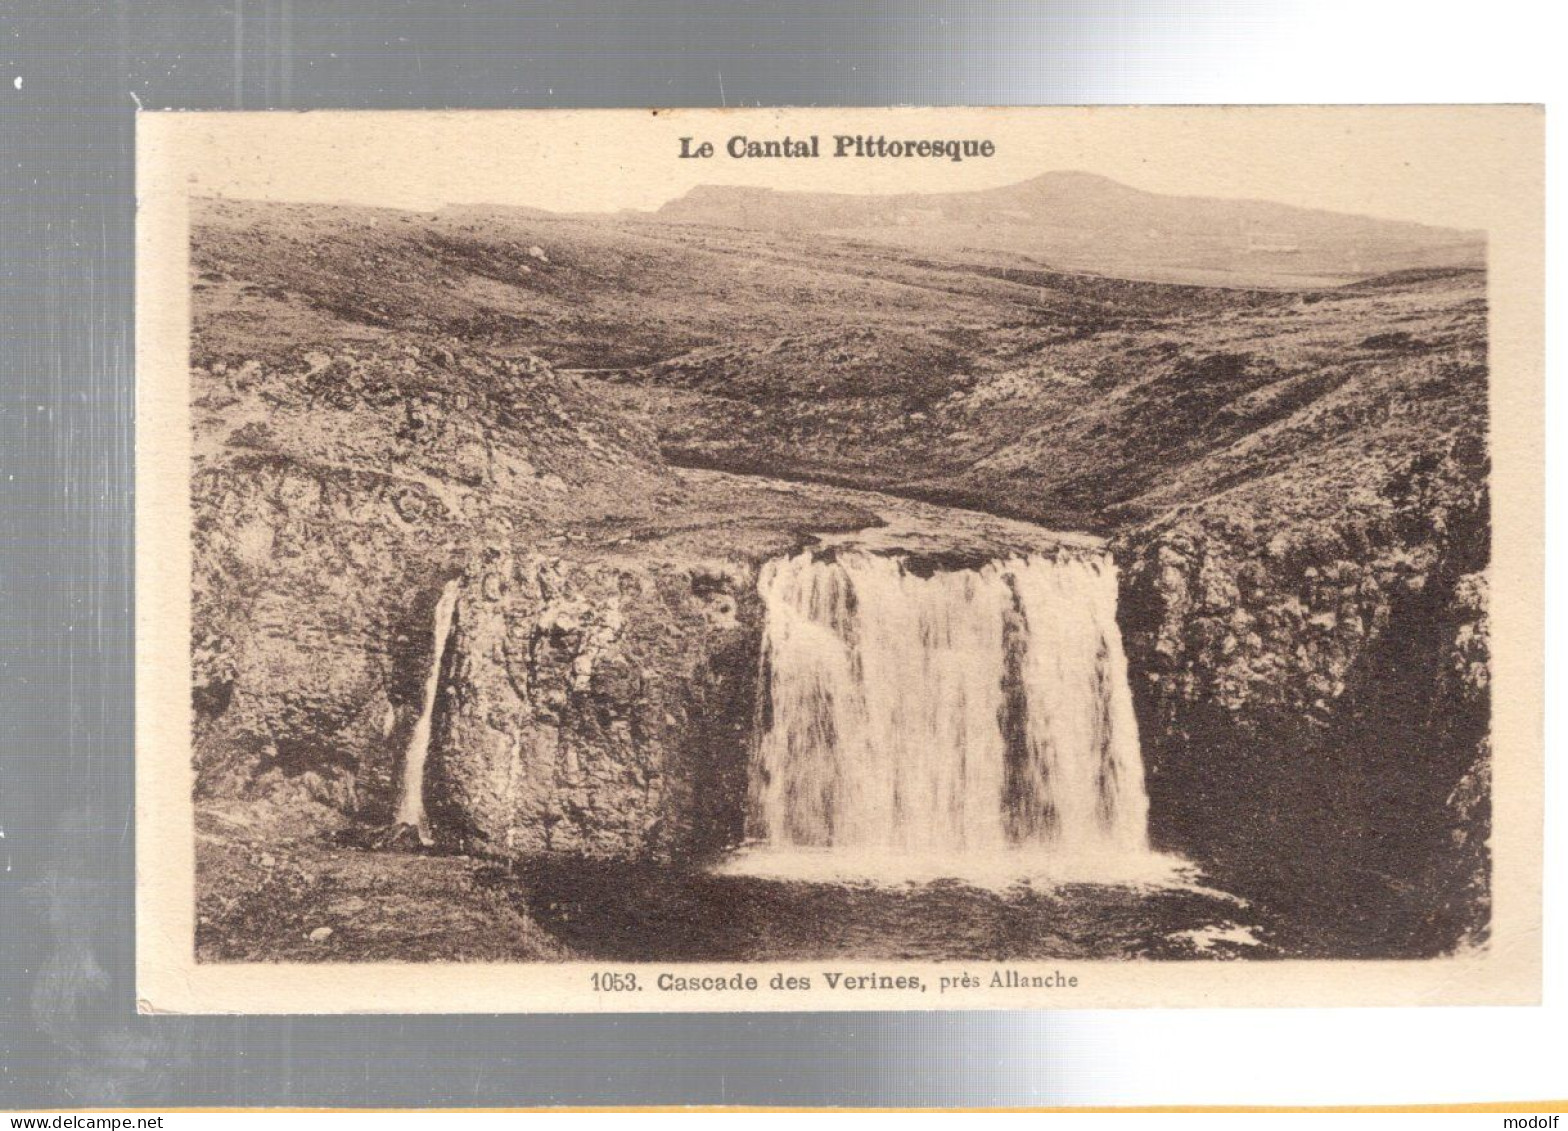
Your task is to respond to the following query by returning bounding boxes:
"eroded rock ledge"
[428,485,1105,862]
[432,550,764,861]
[1113,436,1490,954]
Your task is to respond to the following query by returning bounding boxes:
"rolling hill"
[651,171,1485,288]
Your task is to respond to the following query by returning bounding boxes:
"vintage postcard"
[136,107,1542,1013]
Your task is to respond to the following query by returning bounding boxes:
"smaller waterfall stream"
[726,547,1180,887]
[394,578,461,845]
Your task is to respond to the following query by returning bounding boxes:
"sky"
[142,106,1538,231]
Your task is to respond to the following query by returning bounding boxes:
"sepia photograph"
[134,107,1542,1012]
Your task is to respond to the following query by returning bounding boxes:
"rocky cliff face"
[188,336,744,853]
[430,550,763,861]
[190,329,872,861]
[1115,435,1490,954]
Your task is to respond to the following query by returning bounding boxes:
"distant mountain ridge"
[644,171,1484,288]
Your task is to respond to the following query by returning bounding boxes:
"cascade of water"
[735,548,1158,885]
[394,578,461,845]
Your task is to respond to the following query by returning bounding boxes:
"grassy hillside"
[194,197,1281,369]
[194,199,1482,547]
[632,268,1485,532]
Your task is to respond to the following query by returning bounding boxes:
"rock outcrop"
[189,337,674,840]
[431,553,761,860]
[1115,435,1490,954]
[189,333,872,860]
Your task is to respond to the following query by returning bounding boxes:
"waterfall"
[394,578,461,845]
[729,548,1167,886]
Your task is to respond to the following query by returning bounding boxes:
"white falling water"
[725,548,1175,887]
[394,578,461,845]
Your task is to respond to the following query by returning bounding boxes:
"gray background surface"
[0,0,1539,1110]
